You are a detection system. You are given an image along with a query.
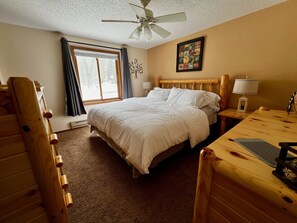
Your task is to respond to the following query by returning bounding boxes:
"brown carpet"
[57,127,216,223]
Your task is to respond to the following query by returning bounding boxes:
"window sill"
[83,98,122,106]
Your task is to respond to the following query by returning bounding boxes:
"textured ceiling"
[0,0,286,49]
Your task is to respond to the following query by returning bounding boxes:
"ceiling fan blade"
[154,12,186,23]
[129,25,142,40]
[129,3,147,19]
[150,24,171,38]
[101,19,138,23]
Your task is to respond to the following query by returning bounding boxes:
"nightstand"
[218,109,253,135]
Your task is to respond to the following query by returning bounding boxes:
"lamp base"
[144,90,149,96]
[237,96,248,112]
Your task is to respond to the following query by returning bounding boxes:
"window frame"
[70,45,122,105]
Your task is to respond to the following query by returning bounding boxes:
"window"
[70,46,122,104]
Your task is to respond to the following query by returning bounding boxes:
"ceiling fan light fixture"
[139,0,151,8]
[143,25,152,42]
[129,26,142,40]
[102,0,186,41]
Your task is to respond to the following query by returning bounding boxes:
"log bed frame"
[90,74,230,178]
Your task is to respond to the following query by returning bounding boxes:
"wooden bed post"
[155,77,160,88]
[193,148,216,223]
[219,74,229,111]
[7,77,69,222]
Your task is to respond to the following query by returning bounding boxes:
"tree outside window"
[70,46,122,104]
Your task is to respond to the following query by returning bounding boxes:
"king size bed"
[87,74,229,177]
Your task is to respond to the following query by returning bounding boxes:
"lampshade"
[130,26,142,40]
[233,79,259,95]
[143,81,152,90]
[143,26,152,42]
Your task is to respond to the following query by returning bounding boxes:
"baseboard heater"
[70,119,88,129]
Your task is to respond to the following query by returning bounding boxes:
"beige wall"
[0,69,4,84]
[148,1,297,111]
[0,23,147,131]
[126,46,148,97]
[1,1,296,131]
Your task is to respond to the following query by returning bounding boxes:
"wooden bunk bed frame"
[0,77,72,223]
[90,74,229,178]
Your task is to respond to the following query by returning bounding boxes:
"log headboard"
[155,74,229,111]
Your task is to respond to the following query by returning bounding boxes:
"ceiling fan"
[101,0,187,42]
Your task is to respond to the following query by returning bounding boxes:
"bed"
[87,74,229,177]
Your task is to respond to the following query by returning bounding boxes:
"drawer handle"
[43,109,53,119]
[49,133,58,145]
[65,192,73,208]
[60,174,69,189]
[55,155,63,167]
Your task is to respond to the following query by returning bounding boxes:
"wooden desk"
[218,108,253,135]
[193,109,297,222]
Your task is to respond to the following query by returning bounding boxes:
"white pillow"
[206,92,221,111]
[207,92,221,111]
[147,88,171,101]
[154,87,172,95]
[166,88,210,108]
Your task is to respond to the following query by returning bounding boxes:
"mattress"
[87,97,210,174]
[200,106,218,125]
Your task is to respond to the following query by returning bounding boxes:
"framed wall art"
[176,36,204,72]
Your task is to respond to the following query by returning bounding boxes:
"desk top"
[208,109,297,214]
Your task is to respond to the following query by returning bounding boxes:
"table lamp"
[233,77,259,112]
[143,81,152,96]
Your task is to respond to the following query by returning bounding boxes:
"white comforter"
[87,98,209,174]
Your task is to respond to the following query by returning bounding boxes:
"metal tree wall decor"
[129,58,143,78]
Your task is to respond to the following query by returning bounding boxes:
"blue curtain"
[121,48,133,98]
[60,37,86,116]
